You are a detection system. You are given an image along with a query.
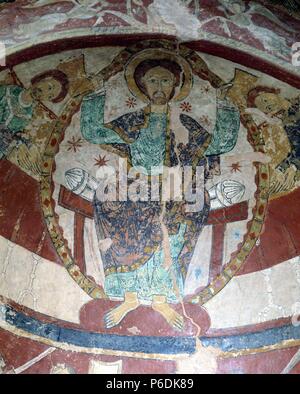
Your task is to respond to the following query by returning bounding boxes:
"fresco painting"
[0,37,300,374]
[1,0,300,74]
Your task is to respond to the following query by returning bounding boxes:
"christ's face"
[141,66,176,105]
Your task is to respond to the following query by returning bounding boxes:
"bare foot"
[152,296,185,331]
[104,292,140,329]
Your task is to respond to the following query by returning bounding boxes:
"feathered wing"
[15,144,42,178]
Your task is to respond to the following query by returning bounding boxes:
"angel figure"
[0,70,69,176]
[17,0,149,39]
[246,85,300,194]
[200,0,297,60]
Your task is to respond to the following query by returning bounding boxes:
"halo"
[125,48,193,103]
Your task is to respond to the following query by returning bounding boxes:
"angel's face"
[32,77,61,102]
[255,93,290,114]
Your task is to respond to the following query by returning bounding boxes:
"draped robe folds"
[80,90,240,302]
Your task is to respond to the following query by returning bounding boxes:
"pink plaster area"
[79,299,211,337]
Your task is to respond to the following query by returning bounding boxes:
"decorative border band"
[1,304,299,360]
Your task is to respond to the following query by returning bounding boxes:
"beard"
[151,91,168,105]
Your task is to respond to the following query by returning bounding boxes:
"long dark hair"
[134,59,183,99]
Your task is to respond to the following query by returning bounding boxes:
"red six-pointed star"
[126,97,137,108]
[230,162,242,173]
[66,136,83,153]
[180,101,192,112]
[94,155,109,167]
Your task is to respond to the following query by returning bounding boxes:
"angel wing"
[15,144,42,178]
[248,2,297,33]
